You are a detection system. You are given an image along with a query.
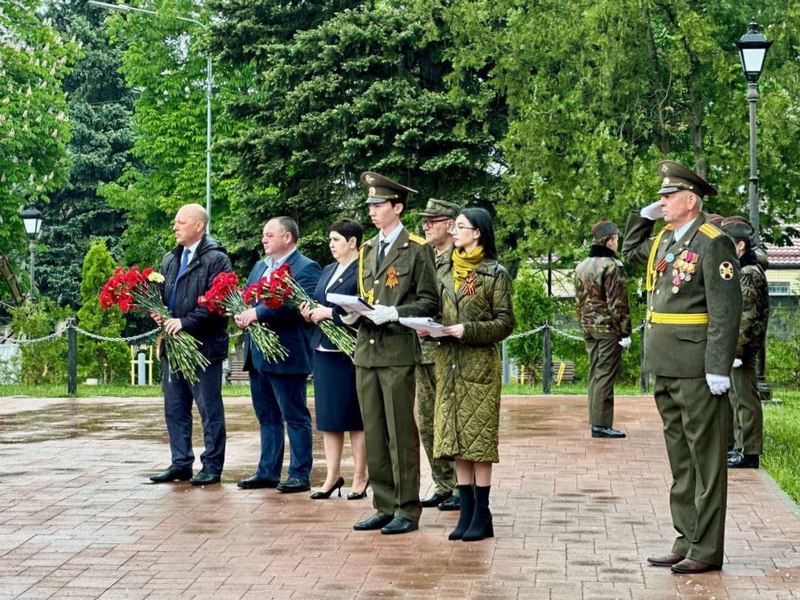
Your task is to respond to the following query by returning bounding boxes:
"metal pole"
[28,240,35,301]
[67,319,78,395]
[747,81,760,244]
[205,55,212,235]
[542,323,552,395]
[501,340,510,385]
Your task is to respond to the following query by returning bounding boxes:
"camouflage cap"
[657,160,718,197]
[591,220,619,242]
[419,198,460,219]
[361,171,418,205]
[720,216,755,240]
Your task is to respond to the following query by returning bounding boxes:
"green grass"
[763,390,800,506]
[0,383,254,398]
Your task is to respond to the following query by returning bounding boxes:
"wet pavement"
[0,393,798,599]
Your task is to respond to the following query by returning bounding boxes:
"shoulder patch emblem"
[719,261,734,280]
[408,233,427,245]
[699,223,722,239]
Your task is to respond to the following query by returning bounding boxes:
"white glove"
[364,305,398,325]
[732,358,743,369]
[706,373,731,395]
[640,200,664,220]
[618,337,632,348]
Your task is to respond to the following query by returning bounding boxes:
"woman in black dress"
[300,219,368,499]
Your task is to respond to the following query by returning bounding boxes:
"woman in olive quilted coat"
[431,207,515,542]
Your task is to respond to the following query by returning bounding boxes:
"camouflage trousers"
[416,363,457,496]
[729,351,763,455]
[584,334,622,427]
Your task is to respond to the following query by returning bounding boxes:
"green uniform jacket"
[420,245,454,365]
[434,259,515,463]
[355,228,439,367]
[621,212,742,378]
[736,251,769,357]
[574,245,632,338]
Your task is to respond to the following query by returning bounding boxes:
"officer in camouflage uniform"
[622,161,742,574]
[350,172,439,535]
[575,221,632,439]
[720,216,769,469]
[417,198,461,510]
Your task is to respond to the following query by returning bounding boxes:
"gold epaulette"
[408,233,427,245]
[699,223,722,239]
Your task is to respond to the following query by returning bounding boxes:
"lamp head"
[736,20,772,83]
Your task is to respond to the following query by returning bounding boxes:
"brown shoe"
[670,558,721,574]
[646,552,684,567]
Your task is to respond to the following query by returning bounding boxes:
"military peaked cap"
[720,216,755,240]
[419,198,460,219]
[361,171,418,205]
[591,220,619,242]
[657,160,718,197]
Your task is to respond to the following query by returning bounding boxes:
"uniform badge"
[386,266,399,288]
[463,272,477,296]
[719,261,734,280]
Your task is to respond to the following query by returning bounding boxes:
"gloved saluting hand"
[364,305,398,325]
[705,373,731,395]
[640,200,664,220]
[618,337,632,348]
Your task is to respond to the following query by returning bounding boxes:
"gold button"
[655,289,660,295]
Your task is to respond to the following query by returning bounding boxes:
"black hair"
[329,218,363,246]
[460,207,497,260]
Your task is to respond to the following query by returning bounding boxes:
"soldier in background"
[720,217,769,469]
[417,198,461,511]
[574,221,632,439]
[622,160,741,574]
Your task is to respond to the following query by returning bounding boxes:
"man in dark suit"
[235,216,322,492]
[150,203,232,487]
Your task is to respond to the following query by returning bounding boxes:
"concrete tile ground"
[0,393,798,599]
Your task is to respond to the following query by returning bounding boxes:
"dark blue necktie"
[168,248,191,312]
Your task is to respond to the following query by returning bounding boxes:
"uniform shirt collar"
[378,223,404,250]
[673,217,698,244]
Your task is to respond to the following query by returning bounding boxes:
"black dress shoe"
[728,451,759,468]
[190,469,221,486]
[276,477,311,493]
[237,474,280,489]
[421,490,452,508]
[149,466,192,483]
[438,495,460,511]
[353,513,393,531]
[647,552,685,567]
[670,558,721,574]
[591,425,626,438]
[381,516,418,535]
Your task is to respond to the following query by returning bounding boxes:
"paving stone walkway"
[0,393,798,599]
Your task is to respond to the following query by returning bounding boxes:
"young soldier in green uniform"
[417,198,461,511]
[720,216,769,469]
[622,160,742,574]
[574,220,632,439]
[350,172,439,535]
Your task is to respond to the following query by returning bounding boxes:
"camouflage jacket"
[574,245,632,338]
[736,250,769,357]
[419,244,454,365]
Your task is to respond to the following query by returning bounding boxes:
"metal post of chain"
[542,322,552,395]
[639,318,648,392]
[67,319,77,395]
[501,340,510,385]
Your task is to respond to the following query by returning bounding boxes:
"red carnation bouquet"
[199,272,287,362]
[254,264,356,358]
[99,266,209,384]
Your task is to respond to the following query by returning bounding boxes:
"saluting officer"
[622,160,742,574]
[720,216,769,469]
[351,172,439,535]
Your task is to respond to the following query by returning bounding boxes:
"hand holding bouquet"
[257,264,356,358]
[99,266,209,384]
[199,272,288,363]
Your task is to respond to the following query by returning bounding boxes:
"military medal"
[463,272,477,296]
[386,266,399,288]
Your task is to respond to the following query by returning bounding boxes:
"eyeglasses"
[422,218,449,228]
[448,224,477,234]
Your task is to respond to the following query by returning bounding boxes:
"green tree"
[75,240,129,384]
[9,299,71,384]
[0,0,80,297]
[36,0,133,307]
[507,262,557,379]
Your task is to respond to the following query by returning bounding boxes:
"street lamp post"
[88,0,213,235]
[20,204,44,301]
[736,19,772,402]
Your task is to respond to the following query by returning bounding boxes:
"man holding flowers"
[150,203,232,487]
[234,217,321,493]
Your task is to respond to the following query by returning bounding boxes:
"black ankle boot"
[448,484,475,540]
[463,485,493,541]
